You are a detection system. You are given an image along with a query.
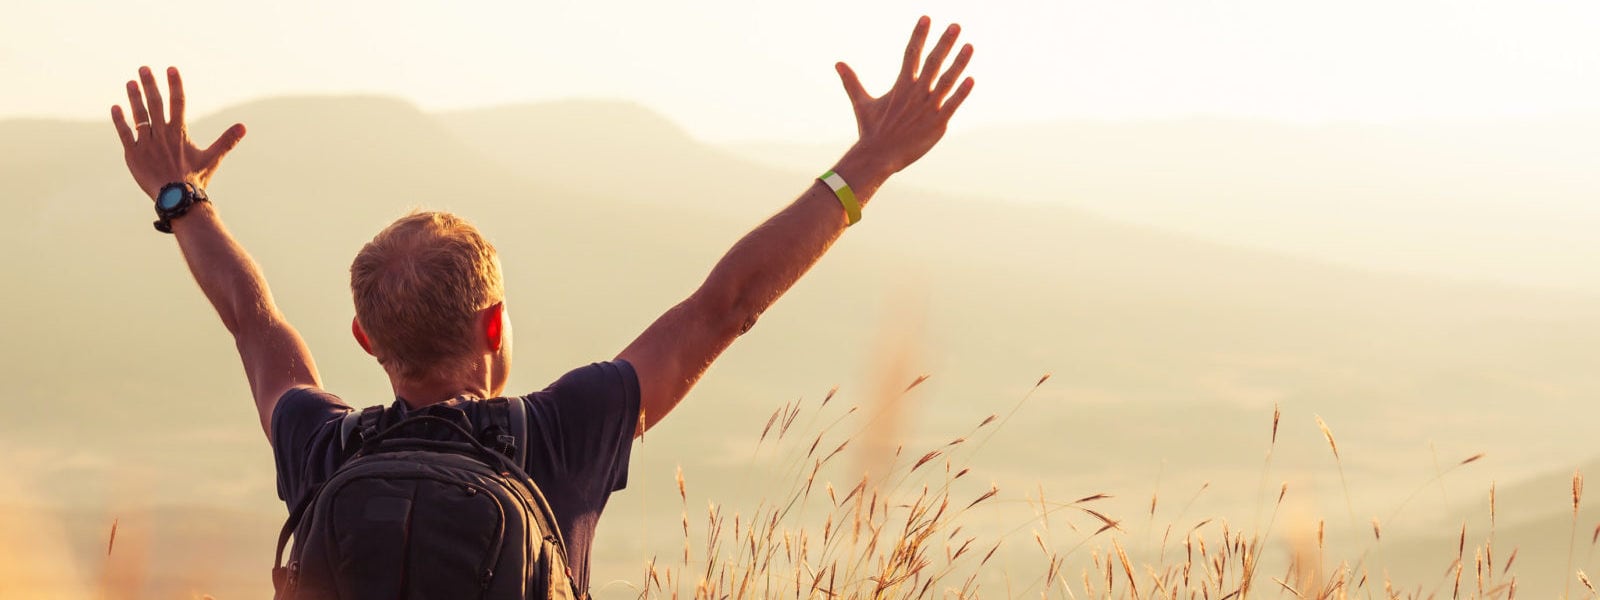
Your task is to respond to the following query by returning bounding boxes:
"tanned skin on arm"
[111,66,321,438]
[619,17,976,436]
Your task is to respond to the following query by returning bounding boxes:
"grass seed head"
[904,374,930,393]
[676,465,686,503]
[1314,415,1340,460]
[1577,470,1585,514]
[1271,402,1281,446]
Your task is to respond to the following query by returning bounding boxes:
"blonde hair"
[350,210,504,379]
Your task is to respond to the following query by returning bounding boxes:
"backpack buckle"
[495,433,516,458]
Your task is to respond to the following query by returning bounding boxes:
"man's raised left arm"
[111,67,320,438]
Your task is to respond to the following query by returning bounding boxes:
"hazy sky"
[5,0,1598,142]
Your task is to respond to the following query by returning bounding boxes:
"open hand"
[836,17,975,175]
[111,66,246,201]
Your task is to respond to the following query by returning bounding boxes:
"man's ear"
[484,302,505,352]
[351,317,375,356]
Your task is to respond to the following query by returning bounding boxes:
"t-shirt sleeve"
[524,360,641,498]
[270,386,352,506]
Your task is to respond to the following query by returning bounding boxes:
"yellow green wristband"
[818,170,861,226]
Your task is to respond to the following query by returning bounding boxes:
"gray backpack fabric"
[272,398,582,599]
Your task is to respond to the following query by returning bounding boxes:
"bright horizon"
[9,0,1600,296]
[7,0,1600,143]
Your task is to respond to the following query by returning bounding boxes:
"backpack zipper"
[478,484,509,592]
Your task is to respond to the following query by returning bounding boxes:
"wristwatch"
[153,182,209,234]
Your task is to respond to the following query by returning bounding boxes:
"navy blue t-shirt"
[269,360,641,592]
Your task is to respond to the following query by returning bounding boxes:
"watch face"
[158,187,185,210]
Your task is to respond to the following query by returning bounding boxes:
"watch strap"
[153,182,209,234]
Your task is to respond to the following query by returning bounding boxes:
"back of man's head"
[350,210,504,380]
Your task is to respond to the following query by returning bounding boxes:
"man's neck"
[392,377,490,409]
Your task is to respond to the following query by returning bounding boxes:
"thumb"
[835,62,870,107]
[202,123,247,164]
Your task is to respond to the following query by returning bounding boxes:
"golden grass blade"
[904,374,930,393]
[966,484,999,511]
[758,404,783,445]
[1273,576,1304,598]
[106,518,118,557]
[1112,538,1140,599]
[1572,469,1587,600]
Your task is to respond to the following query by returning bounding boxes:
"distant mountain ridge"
[732,115,1600,292]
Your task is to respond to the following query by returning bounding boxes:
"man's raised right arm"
[111,66,320,438]
[618,18,975,436]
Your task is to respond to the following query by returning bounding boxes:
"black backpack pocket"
[274,408,582,599]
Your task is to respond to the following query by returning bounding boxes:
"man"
[109,17,974,593]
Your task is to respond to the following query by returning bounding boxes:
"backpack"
[272,397,584,599]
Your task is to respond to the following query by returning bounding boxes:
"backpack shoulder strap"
[482,397,529,466]
[506,396,529,467]
[483,397,580,597]
[338,405,387,454]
